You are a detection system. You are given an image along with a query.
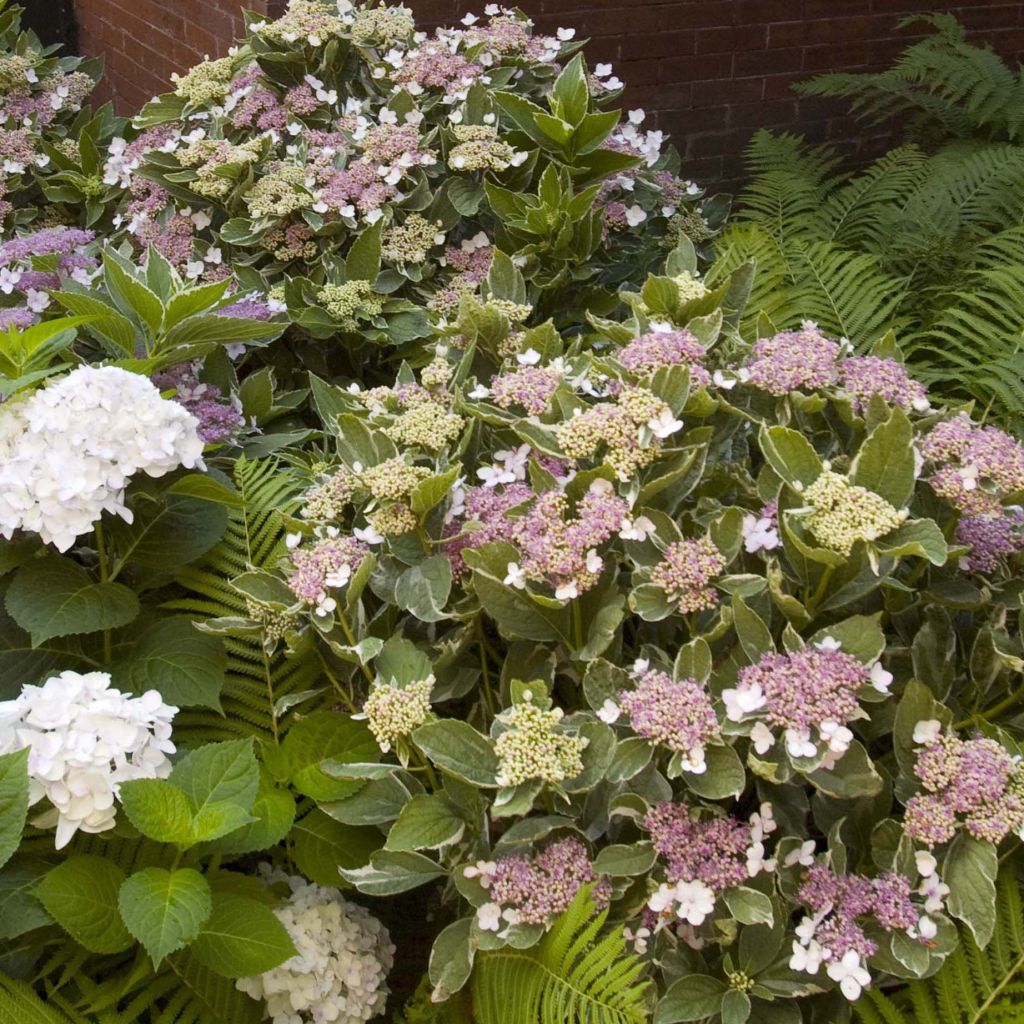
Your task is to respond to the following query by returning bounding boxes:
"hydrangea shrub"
[0,3,1023,1024]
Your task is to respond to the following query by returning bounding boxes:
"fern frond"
[168,456,321,743]
[0,972,92,1024]
[471,888,652,1024]
[784,242,909,348]
[855,868,1024,1024]
[796,14,1021,142]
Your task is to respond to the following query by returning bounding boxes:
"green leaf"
[36,855,133,954]
[345,220,383,282]
[655,974,727,1023]
[851,406,915,508]
[385,794,465,852]
[102,250,164,337]
[758,426,824,489]
[808,741,883,798]
[552,53,589,125]
[412,720,499,787]
[203,773,295,856]
[339,850,445,896]
[682,744,745,799]
[118,778,195,846]
[429,917,474,1000]
[190,892,296,979]
[290,808,381,887]
[120,616,225,710]
[118,867,212,966]
[945,834,998,948]
[592,843,657,876]
[5,555,139,646]
[722,989,752,1024]
[166,474,244,508]
[874,518,948,565]
[0,748,28,870]
[271,712,378,801]
[733,596,774,662]
[169,739,259,820]
[394,555,452,622]
[724,887,774,926]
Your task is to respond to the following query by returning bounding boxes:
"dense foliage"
[711,15,1024,431]
[1,4,1024,1024]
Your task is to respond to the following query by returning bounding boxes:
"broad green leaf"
[808,741,883,798]
[118,867,212,966]
[412,720,499,787]
[0,748,28,870]
[945,834,998,948]
[103,250,164,336]
[592,843,656,876]
[682,744,745,799]
[120,616,225,710]
[269,712,377,801]
[37,855,133,954]
[190,892,295,979]
[394,556,452,622]
[5,555,139,646]
[758,426,823,489]
[851,406,915,508]
[339,850,445,896]
[290,809,381,887]
[345,220,383,281]
[385,794,465,852]
[169,739,259,819]
[724,887,774,926]
[655,974,727,1023]
[118,778,195,846]
[428,917,474,1000]
[874,518,948,565]
[203,773,295,856]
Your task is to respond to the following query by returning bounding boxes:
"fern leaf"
[168,457,321,743]
[0,973,92,1024]
[471,887,652,1024]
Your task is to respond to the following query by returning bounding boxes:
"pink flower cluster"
[618,667,718,770]
[838,355,928,413]
[746,324,841,395]
[489,364,562,415]
[923,416,1024,516]
[287,534,368,614]
[724,644,870,762]
[508,485,628,599]
[905,728,1024,846]
[444,482,532,577]
[618,327,711,387]
[797,865,919,962]
[483,837,610,925]
[955,509,1024,573]
[392,42,482,92]
[644,802,751,894]
[152,363,243,445]
[648,536,725,615]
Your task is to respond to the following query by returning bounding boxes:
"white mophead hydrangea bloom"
[0,365,205,551]
[0,670,177,849]
[237,870,394,1024]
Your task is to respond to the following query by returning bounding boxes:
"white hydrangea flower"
[236,870,394,1024]
[0,366,205,551]
[0,670,177,849]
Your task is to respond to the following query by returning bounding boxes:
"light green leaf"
[851,406,915,508]
[592,843,656,876]
[190,892,296,979]
[339,850,445,896]
[270,712,377,802]
[655,974,727,1023]
[945,834,998,948]
[758,426,823,489]
[169,739,259,819]
[385,794,465,852]
[37,855,133,954]
[394,555,452,623]
[682,744,745,799]
[874,518,948,565]
[118,778,195,846]
[118,867,212,966]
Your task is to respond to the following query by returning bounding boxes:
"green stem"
[94,521,112,665]
[805,564,834,615]
[262,650,280,744]
[336,606,374,686]
[956,685,1024,730]
[572,599,584,652]
[317,649,356,714]
[477,617,496,718]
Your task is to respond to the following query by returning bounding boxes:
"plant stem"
[262,651,280,744]
[805,564,834,615]
[956,685,1024,730]
[572,599,584,652]
[335,606,374,685]
[477,617,496,717]
[317,648,355,713]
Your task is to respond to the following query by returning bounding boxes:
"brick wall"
[75,0,1024,190]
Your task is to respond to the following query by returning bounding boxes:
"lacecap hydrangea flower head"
[0,670,177,849]
[0,365,205,551]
